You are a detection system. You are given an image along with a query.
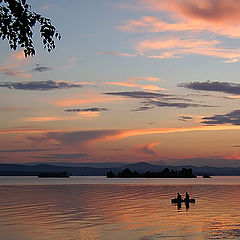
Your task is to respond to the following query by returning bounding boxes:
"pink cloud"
[96,51,136,57]
[105,81,165,91]
[119,15,240,38]
[54,92,125,107]
[0,51,31,78]
[105,76,166,91]
[135,142,161,156]
[135,38,240,62]
[42,4,58,11]
[142,0,240,22]
[0,68,31,78]
[135,0,240,38]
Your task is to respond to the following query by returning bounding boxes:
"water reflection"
[0,178,239,240]
[171,200,194,210]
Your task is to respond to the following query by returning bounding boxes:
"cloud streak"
[96,51,136,57]
[0,148,58,153]
[26,125,240,146]
[32,152,88,160]
[64,107,109,112]
[0,80,84,91]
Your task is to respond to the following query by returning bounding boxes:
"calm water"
[0,176,240,240]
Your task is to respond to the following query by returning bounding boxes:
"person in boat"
[184,192,190,201]
[177,192,182,201]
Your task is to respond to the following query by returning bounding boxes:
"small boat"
[171,198,195,204]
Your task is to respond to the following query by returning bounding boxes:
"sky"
[1,0,240,167]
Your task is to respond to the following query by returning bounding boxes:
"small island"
[203,174,212,178]
[38,171,70,178]
[106,167,197,178]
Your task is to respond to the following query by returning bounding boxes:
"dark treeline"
[38,171,69,178]
[106,168,196,178]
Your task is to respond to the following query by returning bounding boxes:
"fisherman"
[177,192,182,201]
[185,192,190,201]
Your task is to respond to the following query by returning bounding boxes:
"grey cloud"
[144,100,211,108]
[232,145,240,148]
[0,80,83,91]
[178,116,194,122]
[132,106,154,112]
[105,91,214,111]
[139,146,158,157]
[26,130,122,146]
[32,152,87,160]
[105,91,170,99]
[201,110,240,125]
[179,81,240,95]
[32,66,53,72]
[64,107,109,112]
[0,148,58,153]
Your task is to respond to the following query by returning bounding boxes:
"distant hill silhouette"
[0,162,240,176]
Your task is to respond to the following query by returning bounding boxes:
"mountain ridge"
[0,162,240,176]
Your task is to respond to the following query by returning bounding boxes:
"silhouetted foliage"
[38,171,69,178]
[0,0,61,56]
[106,170,115,178]
[106,168,197,178]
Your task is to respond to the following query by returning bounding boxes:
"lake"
[0,176,240,240]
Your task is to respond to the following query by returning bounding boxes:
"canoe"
[171,198,195,203]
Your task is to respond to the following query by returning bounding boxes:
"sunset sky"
[1,0,240,166]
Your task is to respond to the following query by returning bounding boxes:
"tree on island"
[106,168,197,178]
[0,0,61,56]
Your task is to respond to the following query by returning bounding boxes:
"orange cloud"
[77,111,100,118]
[10,51,25,60]
[109,125,240,142]
[23,117,69,122]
